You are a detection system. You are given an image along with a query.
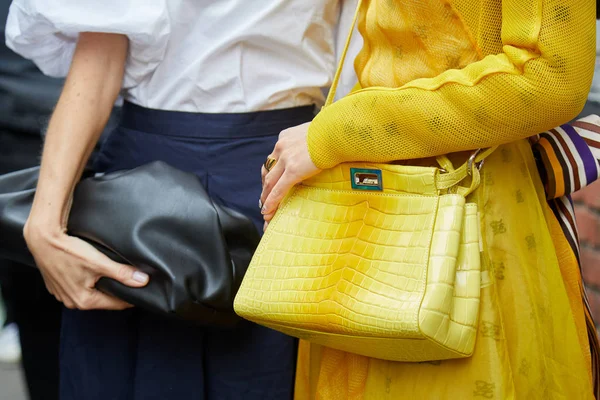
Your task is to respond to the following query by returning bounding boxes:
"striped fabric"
[530,114,600,261]
[533,115,600,200]
[530,114,600,393]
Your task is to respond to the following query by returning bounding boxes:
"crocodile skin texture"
[418,203,480,356]
[234,162,481,362]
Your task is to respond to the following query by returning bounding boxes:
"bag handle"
[436,147,497,196]
[324,0,363,108]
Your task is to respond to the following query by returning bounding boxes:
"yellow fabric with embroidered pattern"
[294,0,596,398]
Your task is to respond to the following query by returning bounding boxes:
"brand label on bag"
[351,168,383,191]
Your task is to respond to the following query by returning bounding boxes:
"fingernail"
[258,199,263,209]
[261,206,267,214]
[133,271,149,283]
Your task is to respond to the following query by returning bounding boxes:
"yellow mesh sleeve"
[307,0,596,169]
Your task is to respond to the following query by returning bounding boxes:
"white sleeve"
[5,0,170,88]
[333,0,362,100]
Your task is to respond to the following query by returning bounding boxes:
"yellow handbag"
[233,1,494,362]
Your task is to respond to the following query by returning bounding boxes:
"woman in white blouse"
[5,1,345,398]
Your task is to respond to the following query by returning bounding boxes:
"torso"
[124,0,340,113]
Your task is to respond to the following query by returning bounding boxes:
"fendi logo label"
[351,168,383,191]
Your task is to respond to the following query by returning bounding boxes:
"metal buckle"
[467,149,484,176]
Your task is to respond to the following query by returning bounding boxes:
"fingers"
[28,228,145,311]
[262,172,296,222]
[260,161,284,209]
[70,238,149,288]
[261,165,267,186]
[260,122,319,225]
[262,145,281,183]
[95,259,149,288]
[39,269,57,295]
[61,288,133,311]
[83,290,134,310]
[41,264,136,310]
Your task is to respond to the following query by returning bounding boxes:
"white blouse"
[6,0,342,113]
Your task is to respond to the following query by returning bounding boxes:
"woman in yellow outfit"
[259,0,598,398]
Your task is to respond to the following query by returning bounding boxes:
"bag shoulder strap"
[325,0,363,107]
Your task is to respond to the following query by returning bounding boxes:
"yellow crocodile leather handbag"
[234,1,493,362]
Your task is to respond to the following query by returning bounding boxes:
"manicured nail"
[261,206,267,214]
[258,199,263,209]
[133,271,149,283]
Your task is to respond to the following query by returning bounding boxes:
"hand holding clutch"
[0,161,260,326]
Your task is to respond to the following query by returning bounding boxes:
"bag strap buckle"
[467,149,485,176]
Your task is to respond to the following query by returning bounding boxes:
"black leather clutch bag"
[0,161,260,327]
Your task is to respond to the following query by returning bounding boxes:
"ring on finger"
[264,156,277,172]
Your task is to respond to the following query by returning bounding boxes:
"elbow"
[541,52,595,123]
[525,69,593,130]
[555,72,592,122]
[545,83,589,124]
[565,90,589,121]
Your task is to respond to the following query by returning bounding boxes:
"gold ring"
[264,157,277,172]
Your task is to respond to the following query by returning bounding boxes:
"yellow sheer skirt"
[294,140,594,399]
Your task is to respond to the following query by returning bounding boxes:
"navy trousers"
[59,102,315,400]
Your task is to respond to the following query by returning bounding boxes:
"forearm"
[28,32,127,232]
[307,0,595,168]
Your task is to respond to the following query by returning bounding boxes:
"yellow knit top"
[307,0,596,169]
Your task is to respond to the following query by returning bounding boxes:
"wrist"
[24,214,65,239]
[25,203,69,240]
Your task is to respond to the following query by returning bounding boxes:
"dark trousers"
[60,102,314,400]
[0,129,61,400]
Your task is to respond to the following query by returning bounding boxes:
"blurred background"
[0,3,599,400]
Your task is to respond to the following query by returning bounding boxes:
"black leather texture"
[0,161,260,326]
